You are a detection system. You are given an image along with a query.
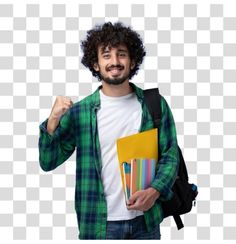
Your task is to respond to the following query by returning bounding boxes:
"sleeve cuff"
[151,179,173,201]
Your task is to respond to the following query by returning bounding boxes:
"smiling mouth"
[107,66,124,75]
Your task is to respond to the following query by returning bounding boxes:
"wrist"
[47,116,60,135]
[49,113,60,121]
[148,187,160,200]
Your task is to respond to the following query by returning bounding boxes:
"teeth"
[108,67,123,70]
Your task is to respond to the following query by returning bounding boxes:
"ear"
[93,63,99,72]
[131,60,135,70]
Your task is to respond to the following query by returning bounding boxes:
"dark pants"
[106,215,161,240]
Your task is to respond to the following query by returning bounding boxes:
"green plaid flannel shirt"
[38,82,179,239]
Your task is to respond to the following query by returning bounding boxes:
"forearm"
[151,143,179,201]
[38,111,75,172]
[47,116,60,135]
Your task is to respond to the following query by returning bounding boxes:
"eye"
[103,54,110,59]
[119,53,126,57]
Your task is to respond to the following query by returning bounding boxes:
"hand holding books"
[127,187,160,212]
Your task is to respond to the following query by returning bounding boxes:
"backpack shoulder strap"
[143,88,161,128]
[143,87,185,230]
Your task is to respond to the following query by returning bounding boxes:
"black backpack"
[144,88,198,230]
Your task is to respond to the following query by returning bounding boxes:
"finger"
[62,105,71,111]
[127,198,133,205]
[63,96,71,103]
[67,100,74,108]
[128,192,140,204]
[127,202,140,211]
[64,101,72,107]
[127,205,137,210]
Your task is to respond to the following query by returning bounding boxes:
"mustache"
[106,65,124,71]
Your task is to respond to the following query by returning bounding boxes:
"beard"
[99,65,130,85]
[101,75,129,85]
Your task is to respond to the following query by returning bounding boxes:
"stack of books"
[122,158,156,203]
[116,128,158,204]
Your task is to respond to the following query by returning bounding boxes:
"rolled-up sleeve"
[38,108,76,172]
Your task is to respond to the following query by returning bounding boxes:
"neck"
[101,80,133,97]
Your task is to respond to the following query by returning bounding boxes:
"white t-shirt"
[97,89,144,221]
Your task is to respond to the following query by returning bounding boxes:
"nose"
[110,53,119,65]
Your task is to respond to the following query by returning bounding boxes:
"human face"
[93,44,135,85]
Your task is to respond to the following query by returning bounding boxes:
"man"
[38,22,179,239]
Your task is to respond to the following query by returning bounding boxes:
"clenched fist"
[50,96,73,120]
[47,96,73,135]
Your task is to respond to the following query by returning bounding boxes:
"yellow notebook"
[116,128,158,198]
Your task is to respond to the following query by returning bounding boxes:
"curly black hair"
[81,22,146,81]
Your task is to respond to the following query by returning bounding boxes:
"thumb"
[128,192,139,205]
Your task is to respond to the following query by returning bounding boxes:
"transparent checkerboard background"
[0,0,236,240]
